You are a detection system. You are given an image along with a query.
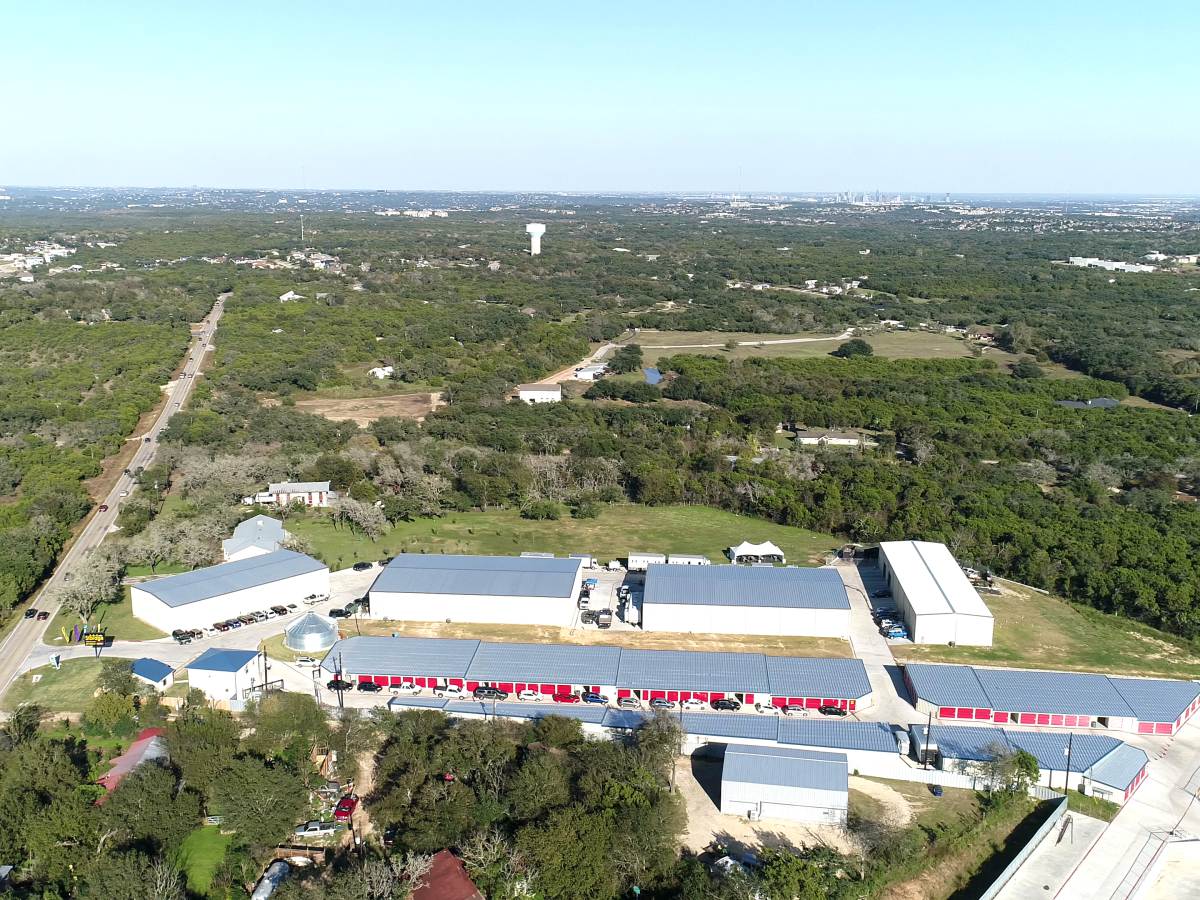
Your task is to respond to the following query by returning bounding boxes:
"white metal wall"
[131,568,330,632]
[187,659,259,701]
[720,780,848,824]
[643,603,849,637]
[369,585,582,627]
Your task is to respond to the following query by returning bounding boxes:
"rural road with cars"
[0,295,226,699]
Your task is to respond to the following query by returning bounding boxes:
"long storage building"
[367,554,584,627]
[877,541,994,646]
[641,564,850,637]
[322,635,873,711]
[904,662,1200,736]
[131,549,329,633]
[719,744,849,824]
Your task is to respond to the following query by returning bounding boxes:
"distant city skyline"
[2,1,1197,194]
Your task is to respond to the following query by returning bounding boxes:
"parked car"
[711,698,742,712]
[596,609,613,629]
[390,682,421,695]
[23,608,36,620]
[271,605,289,616]
[517,689,540,701]
[583,578,599,589]
[872,589,892,598]
[296,656,318,667]
[357,681,382,693]
[884,626,909,639]
[782,705,808,717]
[213,621,230,632]
[237,615,255,626]
[286,603,298,610]
[473,686,509,701]
[681,698,706,711]
[171,629,192,645]
[265,609,279,619]
[930,784,944,797]
[580,609,598,625]
[225,618,242,629]
[618,696,642,709]
[251,611,268,622]
[294,820,338,837]
[582,692,610,705]
[98,504,109,512]
[818,705,848,717]
[552,693,581,704]
[333,795,358,822]
[328,607,349,619]
[649,697,675,710]
[36,611,50,621]
[119,490,129,497]
[352,561,373,572]
[434,685,464,699]
[326,679,353,692]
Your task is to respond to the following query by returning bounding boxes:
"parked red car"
[552,693,580,704]
[333,794,358,823]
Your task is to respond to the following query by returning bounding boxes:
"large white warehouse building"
[367,554,584,627]
[641,564,850,637]
[131,550,329,633]
[877,541,994,646]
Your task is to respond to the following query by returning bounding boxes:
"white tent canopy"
[726,541,786,563]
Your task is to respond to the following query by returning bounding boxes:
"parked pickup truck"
[596,609,613,629]
[294,820,338,837]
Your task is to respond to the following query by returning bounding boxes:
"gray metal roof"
[721,744,848,792]
[778,719,898,753]
[1108,677,1200,724]
[764,657,872,699]
[602,709,652,730]
[975,668,1135,718]
[467,642,621,686]
[268,481,330,493]
[136,550,326,607]
[904,663,993,709]
[643,564,849,609]
[617,649,770,692]
[1003,730,1121,774]
[284,612,339,652]
[1087,743,1148,791]
[321,636,480,677]
[680,712,781,742]
[222,515,285,558]
[917,724,1013,762]
[444,701,608,724]
[371,554,582,598]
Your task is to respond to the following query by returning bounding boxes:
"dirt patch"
[848,776,913,826]
[289,392,443,426]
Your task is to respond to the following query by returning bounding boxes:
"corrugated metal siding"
[763,657,871,699]
[680,712,780,741]
[138,550,326,607]
[722,744,848,791]
[467,642,620,686]
[643,564,849,609]
[1087,743,1148,791]
[904,664,992,708]
[371,554,582,598]
[617,649,770,692]
[878,541,992,618]
[442,701,608,724]
[777,719,897,753]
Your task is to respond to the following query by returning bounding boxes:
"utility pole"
[300,213,305,244]
[336,652,345,711]
[1064,733,1074,795]
[924,710,933,769]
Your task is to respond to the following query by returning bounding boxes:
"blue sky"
[2,1,1196,193]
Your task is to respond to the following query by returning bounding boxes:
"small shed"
[719,744,848,825]
[627,552,667,571]
[131,657,174,692]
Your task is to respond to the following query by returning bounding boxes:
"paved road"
[0,295,226,698]
[541,341,619,384]
[641,329,853,350]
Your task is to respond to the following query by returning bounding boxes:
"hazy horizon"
[3,1,1197,194]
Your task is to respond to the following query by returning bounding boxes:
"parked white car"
[517,689,540,701]
[390,683,421,696]
[295,656,318,667]
[434,685,464,699]
[755,703,781,716]
[680,698,706,711]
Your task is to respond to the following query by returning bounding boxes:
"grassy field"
[179,825,232,896]
[288,504,838,571]
[1064,788,1119,822]
[2,659,103,713]
[892,580,1200,679]
[47,586,168,645]
[125,563,189,578]
[348,618,851,658]
[636,328,1029,367]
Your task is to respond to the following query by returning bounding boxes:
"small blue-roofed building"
[221,515,287,562]
[130,549,329,633]
[642,563,850,637]
[131,658,174,692]
[719,744,849,824]
[367,554,584,627]
[185,648,262,702]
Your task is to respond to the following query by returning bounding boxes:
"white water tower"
[526,222,546,255]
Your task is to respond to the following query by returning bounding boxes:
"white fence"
[978,796,1069,900]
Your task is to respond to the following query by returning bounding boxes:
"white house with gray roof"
[222,515,288,562]
[642,564,850,637]
[243,481,336,508]
[367,554,584,627]
[131,549,329,633]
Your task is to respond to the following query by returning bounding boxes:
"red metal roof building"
[96,727,167,801]
[412,851,483,900]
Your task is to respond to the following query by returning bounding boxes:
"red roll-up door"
[1050,714,1064,726]
[357,675,371,683]
[1036,714,1050,725]
[974,709,991,720]
[650,690,665,700]
[940,707,956,718]
[1019,713,1036,724]
[693,691,708,701]
[402,676,414,684]
[838,700,848,710]
[709,692,723,701]
[374,676,388,686]
[994,712,1008,724]
[1155,722,1173,734]
[499,683,514,692]
[540,684,555,694]
[466,681,479,691]
[679,691,692,702]
[415,677,427,687]
[772,697,786,708]
[558,684,571,694]
[1137,722,1154,734]
[390,676,403,686]
[957,707,973,718]
[449,677,464,688]
[667,691,679,702]
[617,689,632,699]
[743,694,754,704]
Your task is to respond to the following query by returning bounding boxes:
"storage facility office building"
[641,564,850,637]
[719,744,849,825]
[367,555,584,626]
[878,541,994,646]
[130,550,330,633]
